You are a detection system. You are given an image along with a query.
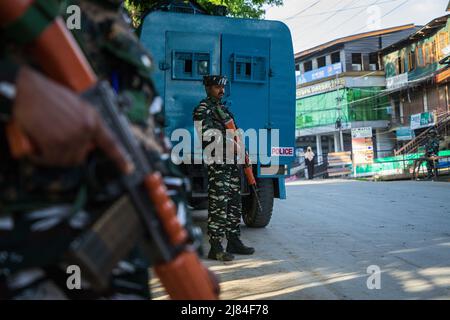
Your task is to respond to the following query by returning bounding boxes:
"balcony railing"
[394,110,450,156]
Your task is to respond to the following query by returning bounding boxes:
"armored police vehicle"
[139,2,296,227]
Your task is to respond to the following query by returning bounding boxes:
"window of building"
[438,32,449,59]
[304,61,313,72]
[404,55,408,73]
[416,46,424,67]
[425,45,431,65]
[317,56,326,68]
[369,52,379,71]
[295,63,301,71]
[408,50,416,71]
[351,53,362,71]
[430,41,437,63]
[397,56,404,74]
[394,100,402,124]
[331,51,341,64]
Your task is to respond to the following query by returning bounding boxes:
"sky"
[264,0,449,54]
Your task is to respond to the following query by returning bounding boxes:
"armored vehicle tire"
[242,178,274,228]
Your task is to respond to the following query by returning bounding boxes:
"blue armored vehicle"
[139,1,296,227]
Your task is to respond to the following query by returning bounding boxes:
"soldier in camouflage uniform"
[424,128,440,179]
[193,75,254,262]
[0,0,200,299]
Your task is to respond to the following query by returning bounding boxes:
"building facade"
[381,14,450,152]
[295,25,420,164]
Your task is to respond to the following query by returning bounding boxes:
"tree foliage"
[197,0,283,18]
[124,0,283,27]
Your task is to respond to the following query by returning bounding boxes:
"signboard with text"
[271,147,294,157]
[386,73,408,90]
[351,127,372,139]
[296,78,345,98]
[299,63,342,84]
[396,126,414,141]
[410,112,435,130]
[351,127,374,166]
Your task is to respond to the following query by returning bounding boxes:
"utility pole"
[335,73,344,152]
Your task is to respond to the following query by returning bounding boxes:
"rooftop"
[380,14,450,54]
[295,24,418,61]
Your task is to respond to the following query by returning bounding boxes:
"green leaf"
[124,0,284,27]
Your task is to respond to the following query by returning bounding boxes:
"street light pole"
[336,74,344,152]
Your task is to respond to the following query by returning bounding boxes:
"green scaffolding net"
[347,87,390,122]
[296,87,390,129]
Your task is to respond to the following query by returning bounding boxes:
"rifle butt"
[155,250,219,300]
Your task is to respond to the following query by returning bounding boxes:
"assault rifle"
[214,107,263,212]
[1,0,218,299]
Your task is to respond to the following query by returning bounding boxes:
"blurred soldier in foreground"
[0,0,210,299]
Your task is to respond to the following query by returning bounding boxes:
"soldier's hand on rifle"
[225,137,242,156]
[12,66,133,173]
[234,140,242,156]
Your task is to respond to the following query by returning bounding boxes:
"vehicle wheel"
[242,178,274,228]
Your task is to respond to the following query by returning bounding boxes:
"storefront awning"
[383,73,436,95]
[436,66,450,83]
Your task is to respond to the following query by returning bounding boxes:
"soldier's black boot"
[208,239,234,261]
[226,235,255,255]
[426,168,434,180]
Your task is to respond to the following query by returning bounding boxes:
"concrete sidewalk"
[151,180,450,300]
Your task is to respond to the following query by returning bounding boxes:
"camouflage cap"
[203,75,228,86]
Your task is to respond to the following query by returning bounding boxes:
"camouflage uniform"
[193,96,241,241]
[0,0,199,299]
[424,133,440,178]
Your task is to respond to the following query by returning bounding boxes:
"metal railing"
[410,155,450,180]
[360,154,450,180]
[394,110,450,156]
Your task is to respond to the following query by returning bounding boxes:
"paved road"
[151,179,450,300]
